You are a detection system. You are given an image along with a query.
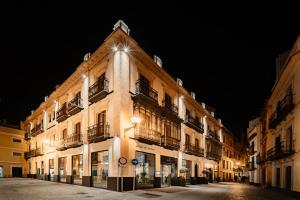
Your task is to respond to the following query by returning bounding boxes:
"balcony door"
[286,126,293,152]
[98,73,106,90]
[139,74,149,95]
[276,168,280,187]
[97,111,106,135]
[185,134,190,146]
[164,94,172,108]
[275,136,281,154]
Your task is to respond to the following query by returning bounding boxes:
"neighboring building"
[246,117,261,185]
[0,124,26,177]
[22,20,241,191]
[219,127,235,181]
[232,138,247,180]
[252,35,300,192]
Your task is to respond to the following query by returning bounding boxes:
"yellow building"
[219,127,235,181]
[259,35,300,192]
[0,124,26,177]
[22,20,243,190]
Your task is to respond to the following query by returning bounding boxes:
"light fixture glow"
[124,47,129,53]
[112,45,118,52]
[43,139,50,145]
[131,116,141,124]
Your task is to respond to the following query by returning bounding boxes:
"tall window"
[164,93,172,107]
[97,111,106,134]
[62,128,67,140]
[185,134,190,145]
[195,139,199,148]
[75,122,81,134]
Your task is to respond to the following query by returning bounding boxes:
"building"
[0,123,27,177]
[246,117,261,185]
[255,35,300,192]
[219,127,235,182]
[22,20,232,190]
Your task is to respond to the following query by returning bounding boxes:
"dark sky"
[0,2,299,138]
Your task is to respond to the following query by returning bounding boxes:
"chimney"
[31,110,34,115]
[191,92,196,100]
[44,96,48,102]
[83,53,91,61]
[177,78,183,86]
[154,55,162,67]
[218,119,222,124]
[211,112,215,117]
[202,102,206,109]
[113,20,130,35]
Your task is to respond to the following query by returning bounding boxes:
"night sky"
[0,2,299,138]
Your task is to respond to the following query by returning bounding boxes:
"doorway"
[0,166,3,177]
[12,167,22,177]
[286,166,292,190]
[161,165,172,187]
[49,159,54,181]
[276,168,280,187]
[195,164,198,178]
[58,157,67,183]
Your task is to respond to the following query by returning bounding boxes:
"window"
[13,152,22,156]
[223,160,225,169]
[195,139,199,148]
[75,122,81,134]
[13,138,22,143]
[62,128,67,140]
[49,113,52,123]
[185,134,190,145]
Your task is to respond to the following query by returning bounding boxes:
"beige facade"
[0,124,26,177]
[22,20,242,190]
[251,35,300,192]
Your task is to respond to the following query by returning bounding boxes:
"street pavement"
[0,178,299,200]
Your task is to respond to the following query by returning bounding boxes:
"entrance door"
[161,165,172,187]
[12,167,22,177]
[0,166,3,177]
[286,166,292,190]
[49,159,54,181]
[58,157,67,183]
[195,164,198,178]
[276,168,280,187]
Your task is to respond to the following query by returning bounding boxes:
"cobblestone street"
[0,178,299,200]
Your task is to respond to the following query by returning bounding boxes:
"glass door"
[161,165,172,187]
[0,166,3,177]
[49,159,54,181]
[72,155,83,185]
[58,157,66,183]
[91,151,109,188]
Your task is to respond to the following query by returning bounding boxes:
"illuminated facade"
[22,20,241,190]
[253,36,300,192]
[0,124,26,177]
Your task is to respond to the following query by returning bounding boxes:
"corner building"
[23,21,223,191]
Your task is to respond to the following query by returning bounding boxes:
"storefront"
[91,151,109,188]
[182,159,192,183]
[49,159,54,181]
[58,157,67,183]
[135,151,155,188]
[160,155,177,187]
[0,166,3,177]
[72,155,83,185]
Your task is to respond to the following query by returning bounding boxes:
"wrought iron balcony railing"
[56,103,68,123]
[246,161,256,171]
[206,151,221,161]
[206,129,220,142]
[89,78,109,103]
[56,133,83,151]
[269,94,294,129]
[134,127,161,145]
[29,147,43,157]
[135,80,158,102]
[24,132,31,140]
[184,144,204,157]
[31,123,44,137]
[162,100,178,115]
[162,136,180,150]
[267,140,295,160]
[87,123,110,143]
[67,96,83,116]
[184,115,204,133]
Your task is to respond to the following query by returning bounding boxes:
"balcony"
[247,145,255,156]
[56,133,83,151]
[206,151,221,161]
[206,129,220,143]
[267,140,295,160]
[246,161,256,171]
[87,123,110,143]
[162,99,178,116]
[184,115,204,133]
[162,136,180,150]
[134,127,161,146]
[132,80,159,109]
[88,78,109,103]
[56,104,68,123]
[29,148,43,157]
[67,96,83,116]
[256,153,266,164]
[31,124,44,137]
[184,144,204,157]
[269,94,294,129]
[24,132,31,140]
[24,151,30,160]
